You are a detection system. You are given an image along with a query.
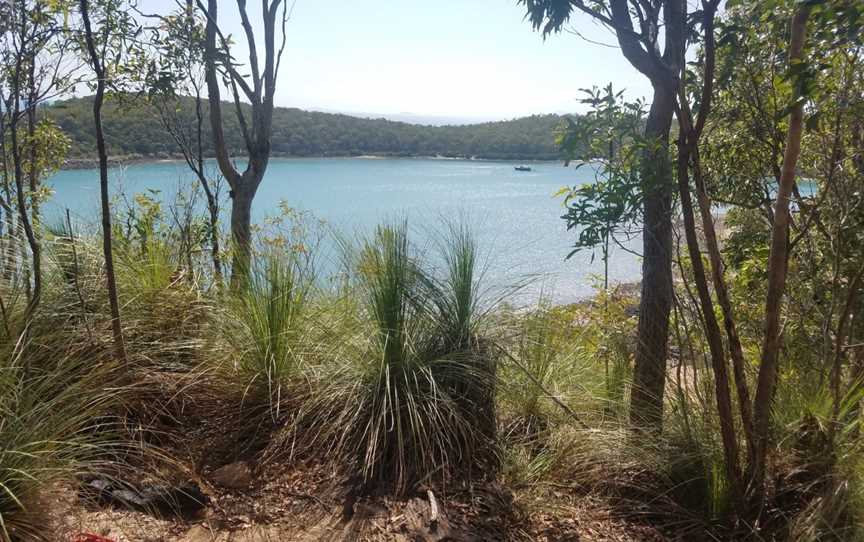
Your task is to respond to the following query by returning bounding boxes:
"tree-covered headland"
[46,95,568,162]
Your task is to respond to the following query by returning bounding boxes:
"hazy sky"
[148,0,653,121]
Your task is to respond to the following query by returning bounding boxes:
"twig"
[426,489,439,529]
[0,291,10,339]
[496,344,591,430]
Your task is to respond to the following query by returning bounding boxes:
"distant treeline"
[45,96,574,163]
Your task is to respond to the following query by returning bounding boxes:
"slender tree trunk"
[749,5,811,505]
[829,263,864,434]
[693,155,755,461]
[0,94,17,282]
[193,89,222,283]
[202,181,222,282]
[676,0,755,464]
[0,176,15,284]
[202,0,244,287]
[676,131,743,504]
[2,184,16,282]
[851,298,864,438]
[24,55,42,318]
[629,83,676,431]
[0,123,7,277]
[201,0,282,289]
[10,124,39,319]
[93,80,126,362]
[9,72,40,321]
[80,0,127,363]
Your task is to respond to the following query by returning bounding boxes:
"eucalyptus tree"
[0,0,75,320]
[198,0,290,288]
[76,0,145,362]
[529,0,863,514]
[745,0,863,506]
[146,0,223,282]
[562,53,749,505]
[672,0,749,505]
[673,0,864,517]
[520,0,687,431]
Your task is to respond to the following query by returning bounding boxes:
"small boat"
[514,165,532,172]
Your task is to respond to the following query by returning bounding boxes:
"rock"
[80,478,209,518]
[210,461,253,490]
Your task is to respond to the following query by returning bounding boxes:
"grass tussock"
[272,221,499,494]
[222,251,316,412]
[0,340,122,541]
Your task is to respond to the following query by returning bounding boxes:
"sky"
[147,0,654,123]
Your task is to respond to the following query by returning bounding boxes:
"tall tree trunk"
[200,174,222,283]
[682,0,756,459]
[0,92,17,282]
[521,0,685,435]
[829,263,864,435]
[749,5,811,505]
[193,89,222,283]
[0,123,9,282]
[10,118,39,320]
[80,0,127,363]
[229,177,257,286]
[93,78,126,362]
[629,83,676,431]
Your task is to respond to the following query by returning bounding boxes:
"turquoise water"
[46,157,642,303]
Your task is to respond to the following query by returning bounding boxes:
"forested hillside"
[46,96,567,161]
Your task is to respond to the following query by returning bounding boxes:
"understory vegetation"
[0,188,861,540]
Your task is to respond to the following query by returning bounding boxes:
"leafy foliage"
[555,85,645,260]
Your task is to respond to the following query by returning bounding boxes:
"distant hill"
[45,96,572,164]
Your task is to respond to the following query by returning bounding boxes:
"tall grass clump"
[223,250,316,412]
[44,214,208,371]
[0,340,120,541]
[496,301,585,489]
[288,221,497,494]
[112,197,211,361]
[493,287,737,535]
[498,287,636,440]
[431,221,482,348]
[500,302,578,443]
[425,221,500,441]
[771,379,864,540]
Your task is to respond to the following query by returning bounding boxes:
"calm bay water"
[46,157,642,304]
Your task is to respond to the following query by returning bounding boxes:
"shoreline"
[61,154,563,171]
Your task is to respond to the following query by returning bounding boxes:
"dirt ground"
[49,461,666,542]
[41,370,669,542]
